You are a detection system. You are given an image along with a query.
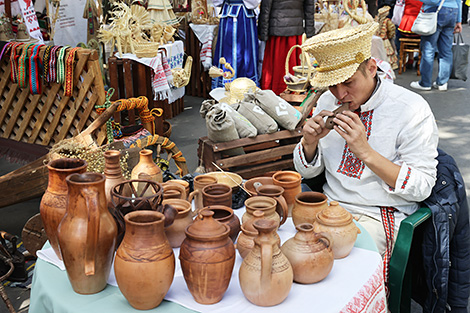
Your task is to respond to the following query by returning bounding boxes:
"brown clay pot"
[292,192,328,227]
[281,223,334,284]
[314,201,361,259]
[189,183,232,213]
[131,149,163,183]
[58,173,117,294]
[239,219,293,306]
[114,210,175,310]
[40,158,87,260]
[162,182,186,200]
[193,174,217,191]
[162,198,194,248]
[168,179,190,197]
[103,150,126,207]
[272,170,302,216]
[256,184,288,226]
[243,176,274,197]
[200,205,240,242]
[179,210,235,304]
[243,196,280,228]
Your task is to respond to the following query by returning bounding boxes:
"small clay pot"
[256,185,288,226]
[163,198,194,248]
[272,171,302,216]
[292,192,328,227]
[162,182,187,200]
[243,196,279,228]
[201,205,240,242]
[193,175,217,191]
[202,183,232,208]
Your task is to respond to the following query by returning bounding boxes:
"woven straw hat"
[302,22,379,88]
[220,77,258,104]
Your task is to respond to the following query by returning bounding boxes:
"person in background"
[462,0,469,23]
[410,0,462,91]
[395,0,422,62]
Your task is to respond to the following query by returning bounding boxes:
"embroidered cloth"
[189,23,217,70]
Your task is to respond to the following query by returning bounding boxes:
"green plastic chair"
[388,206,432,313]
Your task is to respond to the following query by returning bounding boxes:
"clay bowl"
[243,177,274,196]
[204,172,243,193]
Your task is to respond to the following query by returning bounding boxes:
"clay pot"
[193,174,217,191]
[103,150,126,207]
[292,192,328,227]
[162,182,186,200]
[256,185,288,226]
[281,223,334,284]
[200,205,240,242]
[131,149,163,183]
[314,201,361,259]
[272,171,302,216]
[243,196,280,228]
[243,176,274,196]
[168,179,190,196]
[40,158,87,260]
[239,219,293,306]
[114,211,175,310]
[189,183,232,213]
[179,210,235,304]
[237,210,280,259]
[58,173,117,294]
[162,198,193,248]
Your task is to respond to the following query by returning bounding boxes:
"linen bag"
[205,107,244,156]
[232,101,278,134]
[450,33,469,81]
[411,0,445,36]
[200,99,218,118]
[244,90,301,131]
[219,103,258,138]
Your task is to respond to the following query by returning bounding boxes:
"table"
[30,209,386,313]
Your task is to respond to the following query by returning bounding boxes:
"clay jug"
[162,198,194,248]
[131,149,163,184]
[200,205,240,242]
[40,158,87,260]
[193,174,217,191]
[314,201,361,259]
[58,173,117,294]
[272,170,302,216]
[114,210,175,310]
[179,210,235,304]
[292,191,328,227]
[281,223,334,284]
[103,150,126,206]
[166,179,190,197]
[239,219,293,306]
[243,196,280,228]
[256,184,288,226]
[189,183,232,213]
[162,182,187,200]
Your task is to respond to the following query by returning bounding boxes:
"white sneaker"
[432,82,448,91]
[410,81,431,91]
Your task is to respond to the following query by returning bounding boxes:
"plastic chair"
[388,206,432,313]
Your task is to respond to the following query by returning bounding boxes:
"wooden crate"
[198,129,302,179]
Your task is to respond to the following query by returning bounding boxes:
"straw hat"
[302,22,379,88]
[220,77,258,104]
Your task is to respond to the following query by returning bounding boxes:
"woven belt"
[380,206,398,297]
[47,45,61,83]
[64,47,80,96]
[10,42,24,83]
[18,43,36,89]
[0,42,14,61]
[56,46,70,84]
[42,45,53,84]
[29,44,46,94]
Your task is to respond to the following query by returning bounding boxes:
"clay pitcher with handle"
[58,172,117,294]
[40,158,87,260]
[239,219,293,306]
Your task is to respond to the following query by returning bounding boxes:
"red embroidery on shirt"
[401,167,412,189]
[298,144,309,168]
[337,110,374,179]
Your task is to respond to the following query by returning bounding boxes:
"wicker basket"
[284,45,313,93]
[134,41,160,58]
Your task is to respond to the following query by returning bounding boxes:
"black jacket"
[257,0,315,41]
[420,149,470,312]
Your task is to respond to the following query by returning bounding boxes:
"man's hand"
[333,111,373,161]
[301,110,334,162]
[454,22,462,33]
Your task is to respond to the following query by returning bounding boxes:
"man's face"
[328,59,377,111]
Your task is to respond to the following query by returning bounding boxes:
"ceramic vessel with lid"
[200,205,240,242]
[314,201,361,259]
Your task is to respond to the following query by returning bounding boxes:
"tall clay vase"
[103,150,126,206]
[272,170,302,216]
[281,223,334,284]
[58,173,117,294]
[292,192,328,227]
[131,149,163,184]
[239,219,293,306]
[114,211,175,310]
[40,158,87,260]
[179,210,235,304]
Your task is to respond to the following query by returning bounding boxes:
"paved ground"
[1,28,470,312]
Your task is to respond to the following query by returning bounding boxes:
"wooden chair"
[398,37,421,75]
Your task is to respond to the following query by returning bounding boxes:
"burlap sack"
[244,90,301,130]
[200,99,218,118]
[233,101,278,134]
[205,107,244,156]
[219,103,257,138]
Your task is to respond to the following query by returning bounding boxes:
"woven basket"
[134,41,160,58]
[315,1,340,33]
[284,45,313,93]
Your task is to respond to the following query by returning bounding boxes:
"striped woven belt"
[29,44,46,94]
[64,47,80,97]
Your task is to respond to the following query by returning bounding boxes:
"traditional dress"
[212,0,261,89]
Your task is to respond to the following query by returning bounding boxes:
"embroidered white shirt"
[293,79,439,219]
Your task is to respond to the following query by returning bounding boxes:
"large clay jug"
[292,191,328,227]
[239,219,293,306]
[103,150,126,206]
[114,210,175,310]
[40,158,87,260]
[243,196,280,228]
[200,205,240,242]
[256,184,288,226]
[272,170,302,216]
[58,173,117,294]
[131,149,163,183]
[314,201,361,259]
[162,198,193,248]
[281,223,334,284]
[179,210,235,304]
